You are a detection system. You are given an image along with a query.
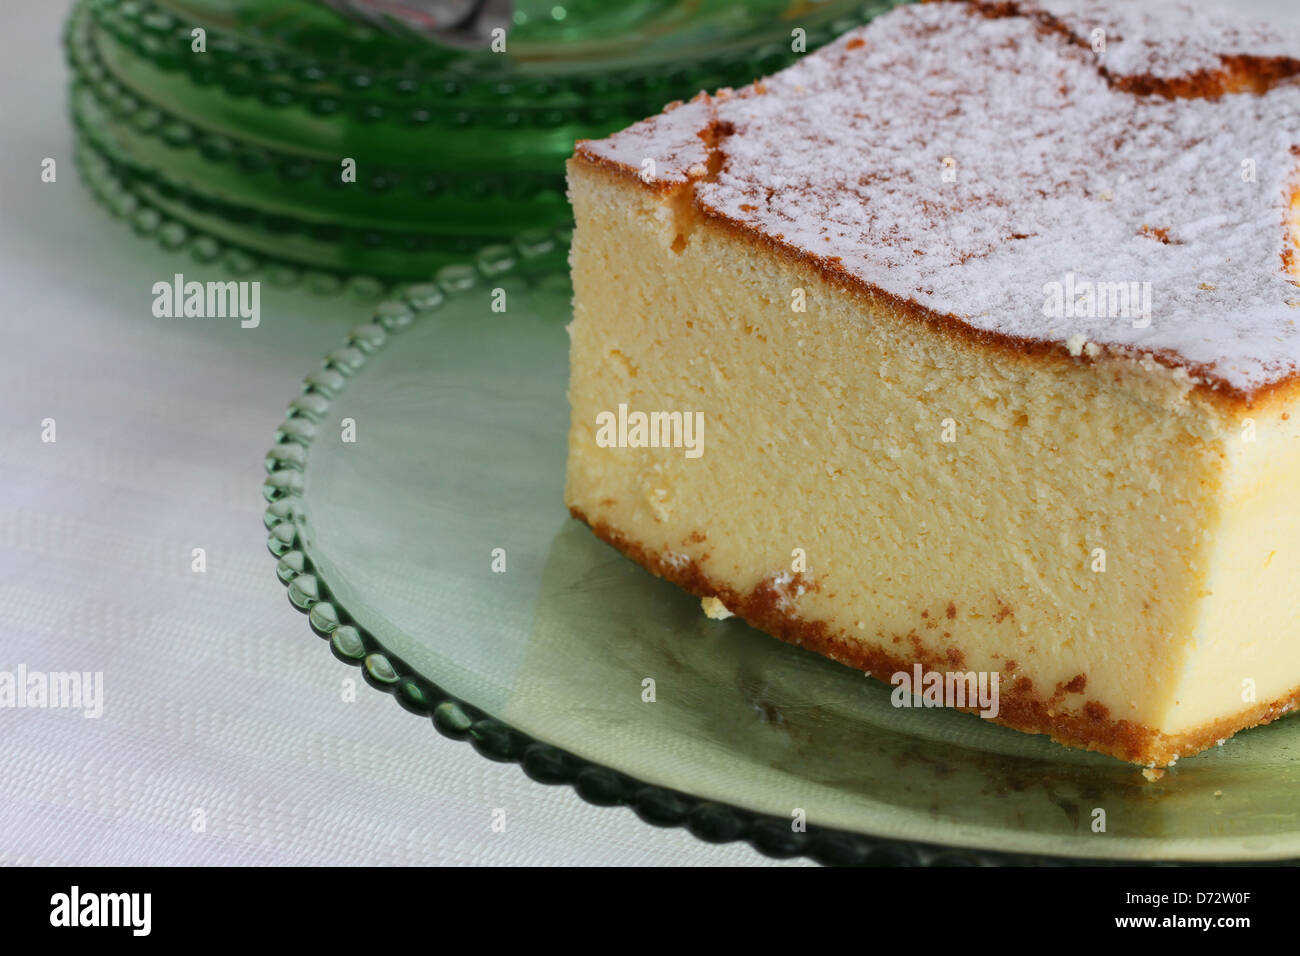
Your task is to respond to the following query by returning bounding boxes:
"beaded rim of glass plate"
[73,133,408,296]
[256,225,1297,867]
[66,6,568,204]
[69,97,513,285]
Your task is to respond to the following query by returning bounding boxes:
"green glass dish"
[69,87,529,279]
[73,137,398,296]
[66,44,569,237]
[72,0,908,284]
[117,0,885,89]
[262,231,1300,864]
[67,0,568,281]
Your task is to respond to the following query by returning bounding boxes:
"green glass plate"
[263,230,1300,865]
[72,0,910,285]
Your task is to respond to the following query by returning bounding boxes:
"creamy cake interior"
[563,0,1300,766]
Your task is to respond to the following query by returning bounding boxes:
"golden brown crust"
[571,505,1300,768]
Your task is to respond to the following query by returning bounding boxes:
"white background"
[0,0,1293,866]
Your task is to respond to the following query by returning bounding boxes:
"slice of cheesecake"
[563,0,1300,767]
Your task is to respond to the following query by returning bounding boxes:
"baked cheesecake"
[563,0,1300,767]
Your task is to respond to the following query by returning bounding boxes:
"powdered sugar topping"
[578,0,1300,397]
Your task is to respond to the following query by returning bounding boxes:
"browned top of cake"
[575,0,1300,404]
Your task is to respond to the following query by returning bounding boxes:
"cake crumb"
[1065,333,1087,356]
[646,486,672,522]
[701,596,734,620]
[1141,767,1165,782]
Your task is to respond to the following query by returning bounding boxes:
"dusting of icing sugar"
[765,571,808,611]
[660,550,691,570]
[576,0,1300,397]
[1036,0,1300,80]
[575,94,713,186]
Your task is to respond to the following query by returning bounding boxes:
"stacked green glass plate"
[67,0,901,290]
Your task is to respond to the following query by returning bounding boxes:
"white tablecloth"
[1,0,808,866]
[0,0,1292,866]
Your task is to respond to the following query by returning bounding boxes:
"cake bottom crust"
[570,506,1300,769]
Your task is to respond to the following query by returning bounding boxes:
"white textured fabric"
[0,0,807,866]
[0,0,1291,866]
